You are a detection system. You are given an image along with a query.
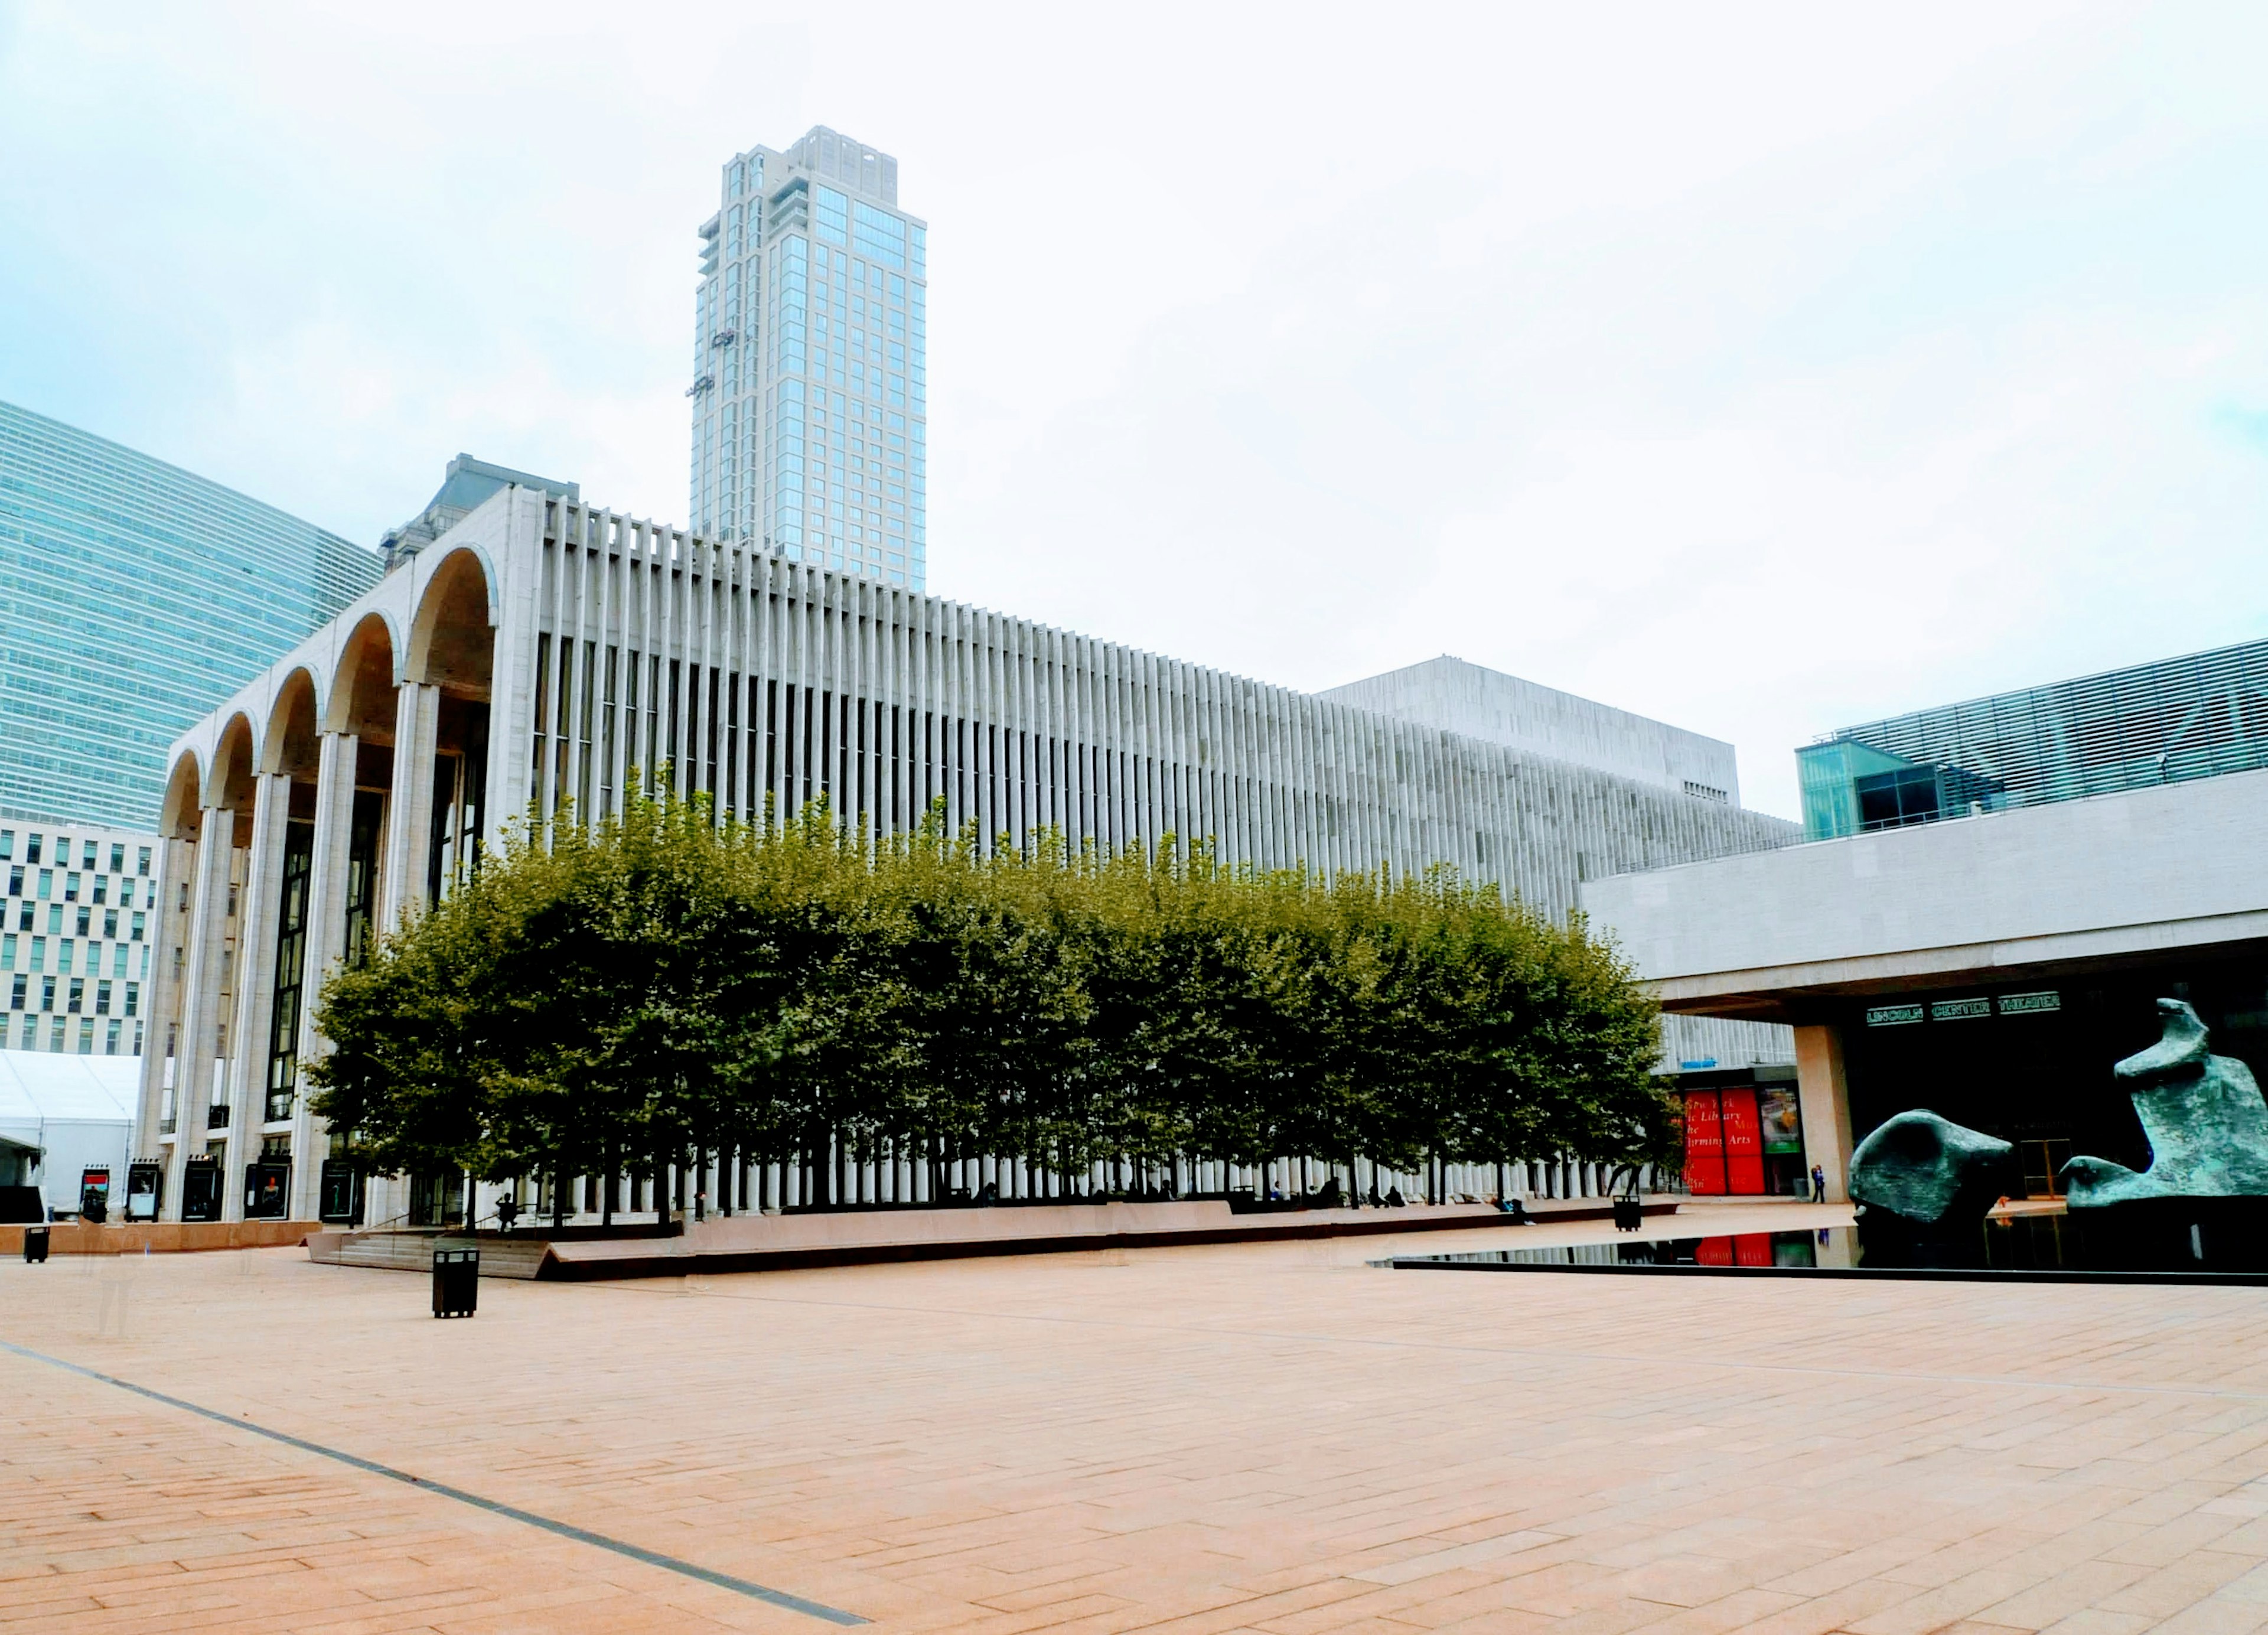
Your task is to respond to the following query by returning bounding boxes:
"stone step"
[307,1230,553,1279]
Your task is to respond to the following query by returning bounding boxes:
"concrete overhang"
[1581,767,2268,1025]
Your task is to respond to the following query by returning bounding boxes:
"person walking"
[1810,1163,1827,1202]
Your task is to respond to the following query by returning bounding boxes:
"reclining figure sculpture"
[2061,998,2268,1207]
[1848,1109,2012,1225]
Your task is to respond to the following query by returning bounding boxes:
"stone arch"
[404,545,497,903]
[208,712,260,821]
[262,668,322,781]
[159,751,204,842]
[406,545,497,692]
[327,613,400,741]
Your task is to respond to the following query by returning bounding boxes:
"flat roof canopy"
[1579,768,2268,1024]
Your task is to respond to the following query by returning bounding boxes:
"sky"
[3,1,2266,820]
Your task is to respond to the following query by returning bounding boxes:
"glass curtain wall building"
[1799,636,2268,840]
[689,126,928,589]
[0,399,383,832]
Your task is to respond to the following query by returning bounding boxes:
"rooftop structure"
[1321,655,1743,805]
[381,454,578,569]
[1798,636,2268,841]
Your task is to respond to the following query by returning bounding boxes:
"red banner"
[1683,1090,1725,1194]
[1720,1087,1765,1194]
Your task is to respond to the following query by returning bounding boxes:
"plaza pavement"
[6,1200,2268,1634]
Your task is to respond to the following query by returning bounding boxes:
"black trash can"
[23,1225,50,1263]
[432,1247,479,1317]
[1612,1197,1644,1233]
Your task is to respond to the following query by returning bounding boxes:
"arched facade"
[136,523,507,1225]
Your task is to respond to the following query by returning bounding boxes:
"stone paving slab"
[4,1203,2267,1633]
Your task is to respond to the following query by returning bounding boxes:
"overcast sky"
[4,2,2265,819]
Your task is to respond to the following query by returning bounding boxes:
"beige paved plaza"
[8,1202,2268,1635]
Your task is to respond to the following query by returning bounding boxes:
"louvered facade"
[1800,637,2268,841]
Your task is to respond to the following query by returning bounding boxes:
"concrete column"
[132,834,188,1167]
[134,835,193,1199]
[382,682,441,932]
[1794,1022,1856,1203]
[288,730,357,1222]
[162,807,237,1220]
[219,773,290,1220]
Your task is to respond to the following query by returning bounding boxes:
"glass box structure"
[689,126,927,589]
[0,399,382,831]
[1798,637,2268,841]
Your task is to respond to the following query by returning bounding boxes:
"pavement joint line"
[0,1336,869,1626]
[589,1283,2268,1405]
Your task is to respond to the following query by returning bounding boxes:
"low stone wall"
[0,1219,319,1256]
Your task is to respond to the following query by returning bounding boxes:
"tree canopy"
[307,793,1674,1207]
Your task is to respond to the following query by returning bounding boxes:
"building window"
[131,911,145,942]
[40,975,55,1011]
[0,832,11,860]
[67,977,83,1013]
[95,979,110,1015]
[63,872,78,903]
[109,844,123,873]
[0,934,10,970]
[80,841,94,870]
[105,1019,121,1054]
[124,981,139,1018]
[137,847,150,877]
[8,975,22,1009]
[25,835,40,865]
[77,1018,92,1054]
[6,866,18,895]
[92,877,107,906]
[28,937,43,971]
[75,907,89,937]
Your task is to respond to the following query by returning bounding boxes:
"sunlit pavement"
[6,1203,2268,1634]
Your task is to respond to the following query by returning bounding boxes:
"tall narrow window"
[266,818,315,1122]
[342,789,384,966]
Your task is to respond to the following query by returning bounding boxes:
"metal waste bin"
[23,1225,49,1263]
[1612,1197,1644,1233]
[432,1246,479,1317]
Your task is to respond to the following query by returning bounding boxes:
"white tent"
[0,1053,139,1216]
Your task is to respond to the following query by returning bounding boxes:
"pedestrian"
[1810,1163,1827,1202]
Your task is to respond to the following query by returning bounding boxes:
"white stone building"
[137,483,1794,1224]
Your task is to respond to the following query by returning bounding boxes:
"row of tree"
[308,793,1676,1216]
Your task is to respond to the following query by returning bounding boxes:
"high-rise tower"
[689,126,928,589]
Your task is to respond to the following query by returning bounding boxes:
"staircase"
[307,1229,554,1279]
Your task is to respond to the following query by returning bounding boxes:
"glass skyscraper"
[0,398,382,830]
[689,125,928,589]
[1798,636,2268,840]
